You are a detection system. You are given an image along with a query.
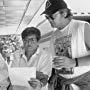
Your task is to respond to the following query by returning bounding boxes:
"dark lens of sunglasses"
[45,15,49,19]
[45,15,54,20]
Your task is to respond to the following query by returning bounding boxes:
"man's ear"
[63,11,67,18]
[61,9,67,18]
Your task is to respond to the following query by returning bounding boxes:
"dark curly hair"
[21,27,41,41]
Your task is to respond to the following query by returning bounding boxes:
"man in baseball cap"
[41,0,67,15]
[41,0,72,28]
[42,0,90,90]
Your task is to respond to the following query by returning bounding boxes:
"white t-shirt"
[50,19,90,78]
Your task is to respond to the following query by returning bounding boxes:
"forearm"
[76,55,90,66]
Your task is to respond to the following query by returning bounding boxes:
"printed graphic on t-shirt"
[54,34,72,58]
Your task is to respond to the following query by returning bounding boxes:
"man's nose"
[28,41,31,45]
[28,41,33,45]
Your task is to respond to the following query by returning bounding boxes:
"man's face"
[23,34,38,52]
[45,11,65,29]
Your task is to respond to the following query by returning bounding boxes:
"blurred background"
[0,0,90,64]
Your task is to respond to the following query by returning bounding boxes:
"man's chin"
[25,47,32,51]
[28,47,33,50]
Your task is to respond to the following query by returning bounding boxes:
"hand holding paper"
[28,78,41,89]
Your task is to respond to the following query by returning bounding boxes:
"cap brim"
[41,9,54,16]
[40,10,47,15]
[41,6,60,15]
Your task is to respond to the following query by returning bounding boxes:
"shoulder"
[70,19,89,33]
[72,20,90,49]
[72,19,87,26]
[39,48,52,60]
[14,48,23,54]
[38,49,52,67]
[72,19,90,30]
[84,22,90,50]
[40,48,51,56]
[0,53,6,64]
[84,21,90,34]
[13,49,24,58]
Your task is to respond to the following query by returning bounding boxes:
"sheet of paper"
[8,67,36,88]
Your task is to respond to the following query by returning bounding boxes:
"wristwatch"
[75,58,79,67]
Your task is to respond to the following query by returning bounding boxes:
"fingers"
[52,56,73,68]
[54,65,64,69]
[28,81,37,88]
[53,56,64,64]
[53,61,64,69]
[53,56,64,61]
[28,78,41,88]
[30,78,37,81]
[53,59,64,63]
[52,56,65,69]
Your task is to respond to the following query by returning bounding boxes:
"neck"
[58,19,71,30]
[25,48,38,61]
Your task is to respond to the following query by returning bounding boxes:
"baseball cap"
[41,0,67,15]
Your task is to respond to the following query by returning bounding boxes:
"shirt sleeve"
[38,51,52,77]
[0,53,9,87]
[11,50,21,67]
[0,53,8,80]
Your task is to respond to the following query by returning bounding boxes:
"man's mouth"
[28,46,32,48]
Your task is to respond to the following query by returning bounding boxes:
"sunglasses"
[45,15,54,20]
[45,12,60,20]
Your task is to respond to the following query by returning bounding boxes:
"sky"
[65,0,90,12]
[0,0,90,35]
